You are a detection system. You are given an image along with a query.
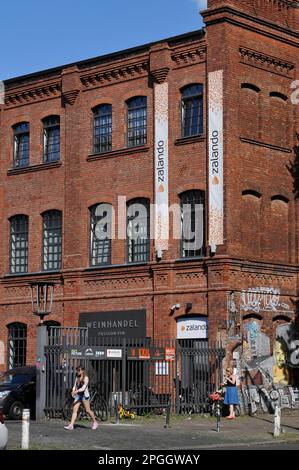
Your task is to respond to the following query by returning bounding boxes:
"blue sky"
[0,0,207,81]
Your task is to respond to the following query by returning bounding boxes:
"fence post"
[114,393,119,424]
[122,338,126,407]
[164,401,171,428]
[21,409,30,449]
[36,324,47,420]
[274,404,281,437]
[175,340,180,414]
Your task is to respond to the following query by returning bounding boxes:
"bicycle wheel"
[92,394,108,421]
[63,397,73,420]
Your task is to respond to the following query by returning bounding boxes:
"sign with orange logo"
[165,347,175,361]
[208,70,223,248]
[177,317,208,339]
[154,82,169,252]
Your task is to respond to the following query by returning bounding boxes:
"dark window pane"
[180,191,205,258]
[127,198,150,263]
[13,123,30,168]
[10,215,28,273]
[90,204,112,266]
[127,97,147,147]
[182,85,203,137]
[94,105,112,153]
[44,117,60,162]
[43,211,62,270]
[7,323,27,369]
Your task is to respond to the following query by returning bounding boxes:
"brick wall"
[0,0,298,370]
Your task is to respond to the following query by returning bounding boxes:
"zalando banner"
[177,317,208,340]
[154,82,169,251]
[208,69,224,247]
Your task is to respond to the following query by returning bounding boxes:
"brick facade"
[0,0,298,385]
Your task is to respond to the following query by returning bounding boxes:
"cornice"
[239,46,295,78]
[5,82,61,108]
[202,6,299,47]
[171,45,206,67]
[80,60,149,89]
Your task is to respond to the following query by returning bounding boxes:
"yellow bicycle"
[118,404,136,419]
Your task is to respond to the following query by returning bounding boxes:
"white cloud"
[192,0,208,9]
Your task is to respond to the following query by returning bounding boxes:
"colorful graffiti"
[226,287,299,412]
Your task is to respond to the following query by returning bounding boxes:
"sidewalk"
[5,411,299,450]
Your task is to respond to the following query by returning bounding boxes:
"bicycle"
[208,391,223,432]
[118,404,136,419]
[207,388,241,418]
[63,385,108,421]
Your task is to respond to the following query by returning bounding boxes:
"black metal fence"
[44,327,225,418]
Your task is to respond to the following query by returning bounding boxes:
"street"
[4,412,299,451]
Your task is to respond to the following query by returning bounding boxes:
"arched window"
[269,91,289,146]
[240,84,260,140]
[93,104,112,153]
[7,323,27,369]
[13,122,30,168]
[241,191,261,259]
[42,210,62,271]
[180,190,205,258]
[127,198,150,263]
[10,215,29,273]
[181,84,203,137]
[127,96,147,147]
[43,116,60,162]
[90,203,112,266]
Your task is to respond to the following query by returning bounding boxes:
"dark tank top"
[226,379,235,387]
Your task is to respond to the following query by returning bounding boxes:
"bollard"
[114,394,119,424]
[21,409,30,450]
[274,405,281,437]
[164,402,171,428]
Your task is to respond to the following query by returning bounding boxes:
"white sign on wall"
[208,69,224,248]
[154,82,169,252]
[177,317,208,340]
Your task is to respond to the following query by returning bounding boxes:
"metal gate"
[44,327,225,417]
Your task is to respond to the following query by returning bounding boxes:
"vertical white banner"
[154,82,169,251]
[208,70,224,247]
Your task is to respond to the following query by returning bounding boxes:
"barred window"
[181,84,203,137]
[90,203,112,266]
[180,191,205,258]
[93,104,112,153]
[127,198,150,263]
[13,122,30,168]
[42,210,62,271]
[10,215,29,273]
[127,96,147,147]
[43,116,60,162]
[7,323,27,369]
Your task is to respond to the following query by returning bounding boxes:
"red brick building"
[0,0,298,392]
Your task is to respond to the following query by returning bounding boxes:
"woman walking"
[64,365,98,430]
[223,367,240,419]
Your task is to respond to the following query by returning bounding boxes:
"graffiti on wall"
[239,385,299,413]
[225,288,299,412]
[227,291,241,341]
[240,287,291,315]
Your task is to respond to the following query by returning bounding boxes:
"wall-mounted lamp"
[170,303,181,315]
